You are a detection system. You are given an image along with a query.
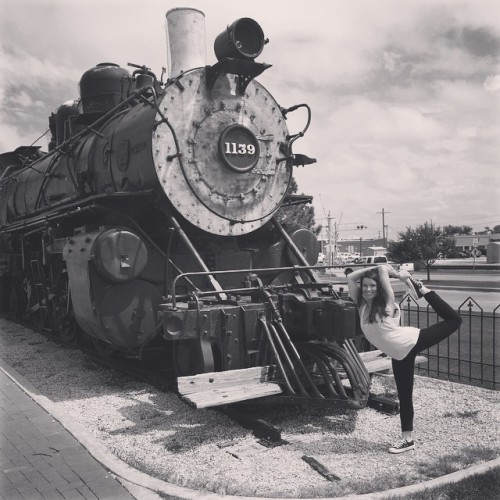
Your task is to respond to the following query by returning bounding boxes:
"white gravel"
[1,317,499,498]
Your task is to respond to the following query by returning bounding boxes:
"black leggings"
[391,291,462,432]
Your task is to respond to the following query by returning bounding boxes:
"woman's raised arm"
[377,264,396,310]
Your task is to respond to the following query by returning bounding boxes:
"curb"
[1,357,498,500]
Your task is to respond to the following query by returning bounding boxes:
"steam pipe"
[296,345,338,397]
[267,322,309,397]
[259,317,296,395]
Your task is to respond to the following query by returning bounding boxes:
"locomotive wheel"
[0,277,10,313]
[58,310,80,345]
[51,295,80,345]
[91,338,118,359]
[6,278,26,321]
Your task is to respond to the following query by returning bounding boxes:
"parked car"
[343,255,400,275]
[399,262,414,272]
[353,256,390,265]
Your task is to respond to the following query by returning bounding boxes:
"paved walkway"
[0,367,139,500]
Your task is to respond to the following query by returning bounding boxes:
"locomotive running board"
[177,365,283,409]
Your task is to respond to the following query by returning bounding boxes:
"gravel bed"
[1,317,499,498]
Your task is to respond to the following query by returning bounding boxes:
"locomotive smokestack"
[165,8,206,78]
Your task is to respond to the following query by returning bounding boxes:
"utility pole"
[334,221,338,263]
[377,208,391,248]
[327,212,332,265]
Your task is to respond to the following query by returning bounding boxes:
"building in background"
[454,233,499,256]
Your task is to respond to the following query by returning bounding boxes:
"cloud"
[0,0,498,236]
[328,98,446,144]
[484,73,500,91]
[0,45,80,150]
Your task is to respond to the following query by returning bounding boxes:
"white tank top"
[359,303,420,360]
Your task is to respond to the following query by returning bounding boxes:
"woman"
[346,264,462,453]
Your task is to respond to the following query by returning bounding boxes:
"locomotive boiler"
[0,8,370,408]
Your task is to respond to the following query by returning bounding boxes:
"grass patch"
[417,446,497,478]
[387,467,500,500]
[153,466,500,500]
[443,409,480,418]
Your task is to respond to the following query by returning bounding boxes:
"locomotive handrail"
[168,264,338,308]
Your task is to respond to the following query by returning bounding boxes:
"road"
[412,270,499,312]
[413,288,499,312]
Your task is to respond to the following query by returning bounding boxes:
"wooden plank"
[337,353,428,377]
[358,350,385,361]
[415,355,427,365]
[363,357,393,374]
[178,365,277,395]
[302,455,341,482]
[363,355,427,374]
[181,382,283,409]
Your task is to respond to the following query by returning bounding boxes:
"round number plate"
[218,124,260,173]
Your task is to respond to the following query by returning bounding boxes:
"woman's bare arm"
[377,265,396,312]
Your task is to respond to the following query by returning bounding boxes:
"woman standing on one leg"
[346,264,462,453]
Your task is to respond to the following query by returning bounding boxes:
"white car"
[399,262,414,272]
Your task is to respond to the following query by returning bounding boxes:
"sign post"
[471,239,480,269]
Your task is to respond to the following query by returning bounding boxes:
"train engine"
[0,9,370,408]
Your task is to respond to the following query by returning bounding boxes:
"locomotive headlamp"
[207,18,270,94]
[214,18,267,61]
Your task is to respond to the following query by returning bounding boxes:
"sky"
[1,0,499,241]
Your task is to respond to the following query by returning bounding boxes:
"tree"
[443,225,473,236]
[387,223,456,280]
[276,178,321,235]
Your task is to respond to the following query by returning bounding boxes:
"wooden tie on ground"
[358,349,428,374]
[177,351,428,408]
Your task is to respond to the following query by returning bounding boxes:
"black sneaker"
[403,277,424,300]
[389,438,415,454]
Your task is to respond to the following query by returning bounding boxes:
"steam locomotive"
[0,9,370,408]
